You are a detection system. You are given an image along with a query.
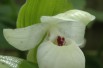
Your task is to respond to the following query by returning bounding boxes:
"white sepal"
[54,9,95,25]
[41,9,95,25]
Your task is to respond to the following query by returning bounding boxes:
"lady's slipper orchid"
[3,9,95,68]
[3,9,95,51]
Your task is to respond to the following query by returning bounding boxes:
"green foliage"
[85,53,103,68]
[86,9,103,22]
[19,60,38,68]
[70,0,86,9]
[0,55,38,68]
[27,47,37,63]
[17,0,73,27]
[0,5,16,48]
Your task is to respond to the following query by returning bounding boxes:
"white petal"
[41,16,86,47]
[40,9,95,47]
[54,9,95,25]
[57,21,86,47]
[3,23,49,51]
[37,39,85,68]
[47,27,64,42]
[41,16,74,24]
[41,10,95,25]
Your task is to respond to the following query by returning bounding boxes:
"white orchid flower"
[36,25,85,68]
[3,9,95,68]
[41,9,95,47]
[3,9,95,51]
[37,36,85,68]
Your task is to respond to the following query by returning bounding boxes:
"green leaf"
[27,46,38,63]
[0,22,15,49]
[0,5,18,20]
[19,60,38,68]
[0,4,18,49]
[0,63,9,68]
[0,55,38,68]
[85,54,103,68]
[70,0,86,9]
[17,0,73,28]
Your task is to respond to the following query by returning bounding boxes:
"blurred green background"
[0,0,103,68]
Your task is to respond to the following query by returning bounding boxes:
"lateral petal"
[3,23,49,51]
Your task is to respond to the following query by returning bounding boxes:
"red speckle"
[57,36,65,46]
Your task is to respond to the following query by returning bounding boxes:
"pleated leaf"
[17,0,73,28]
[0,55,38,68]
